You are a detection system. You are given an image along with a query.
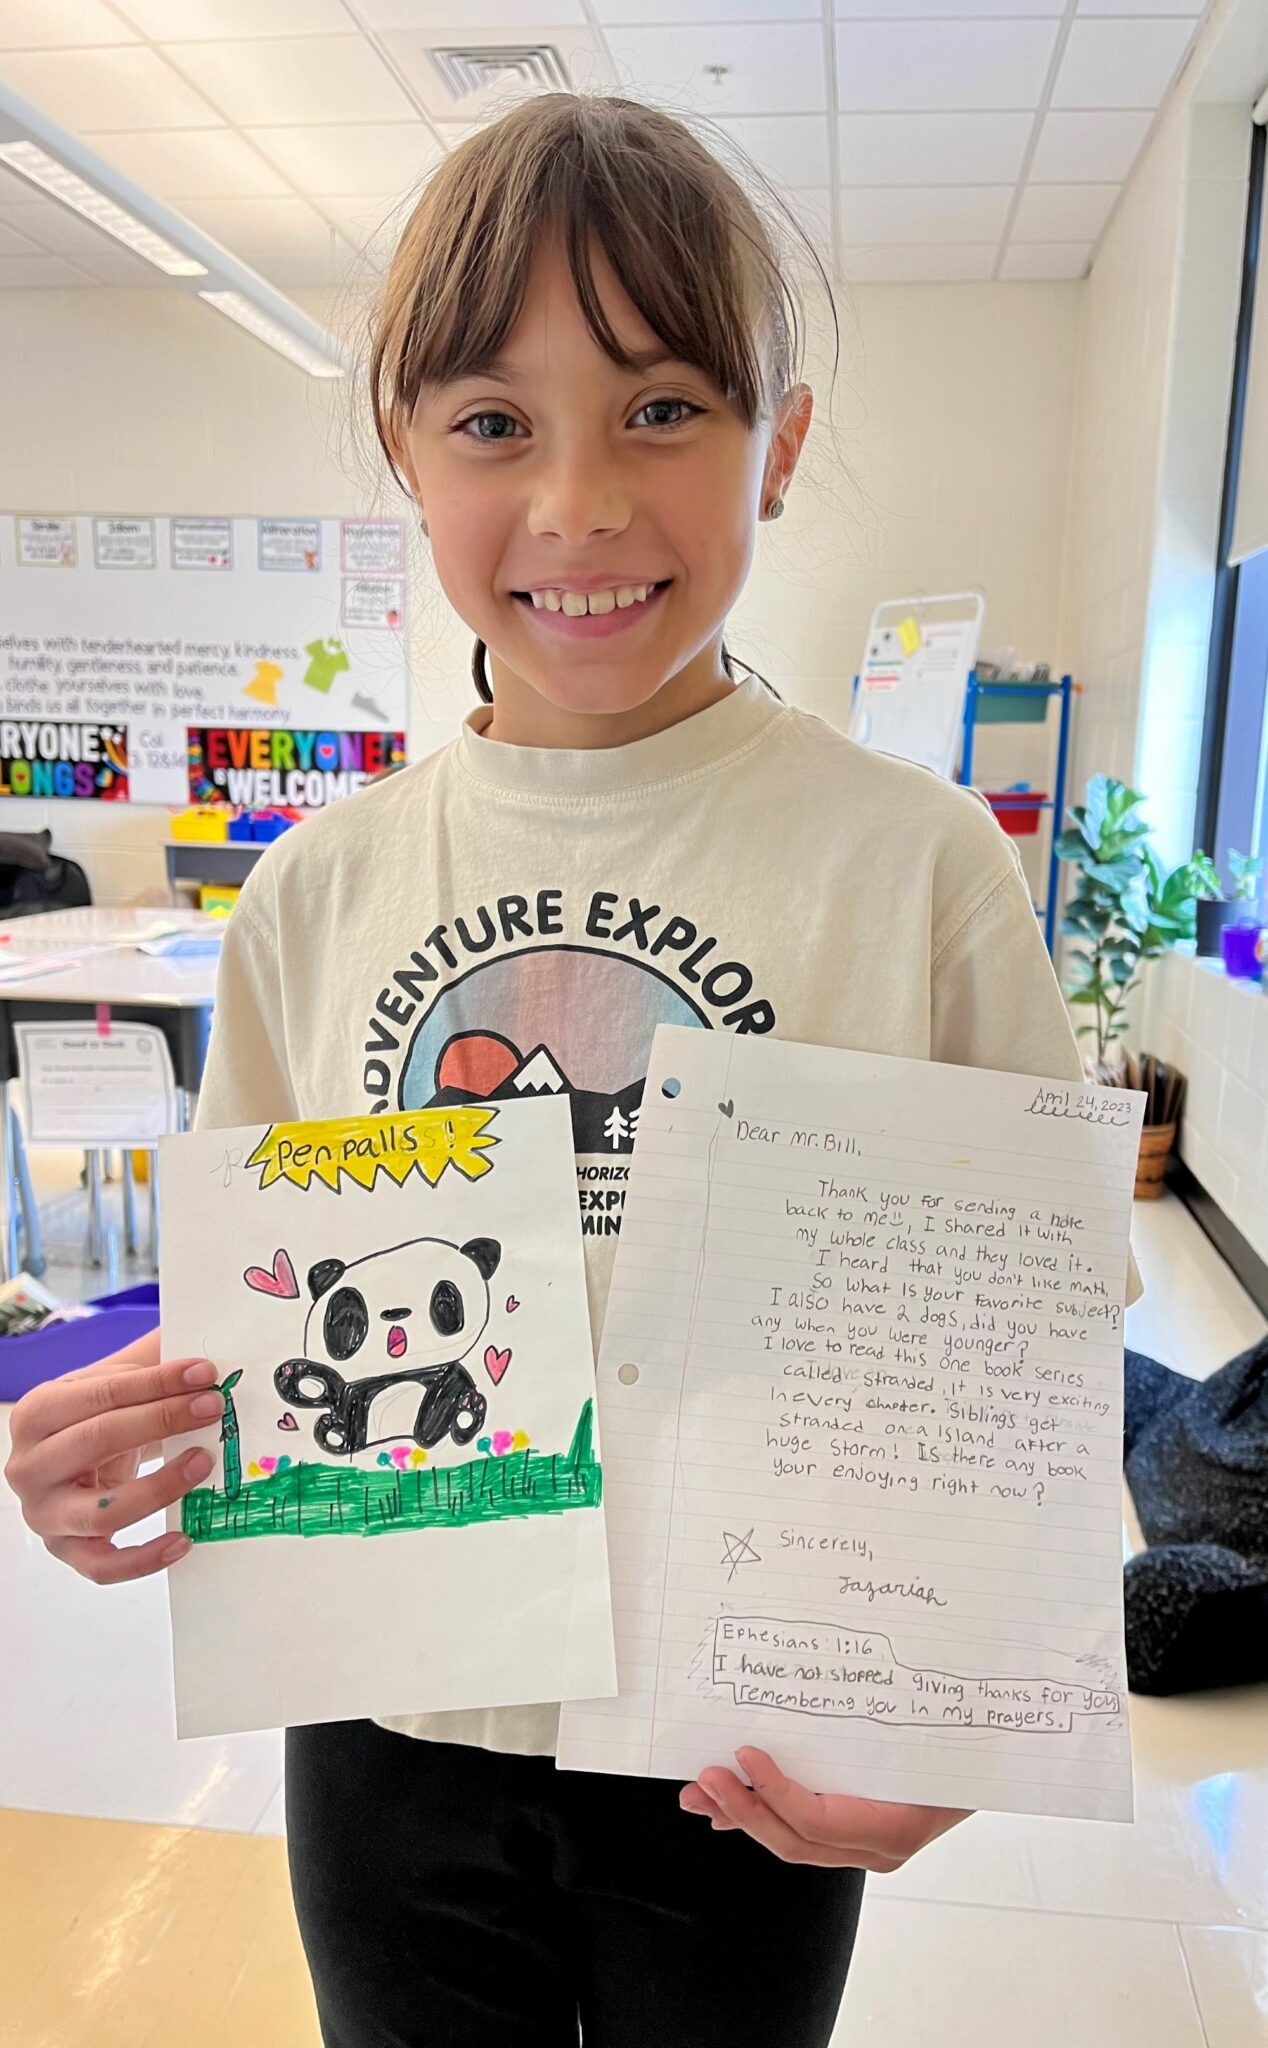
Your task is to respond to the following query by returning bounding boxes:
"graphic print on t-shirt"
[358,887,776,1238]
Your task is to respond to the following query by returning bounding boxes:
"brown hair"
[369,92,838,703]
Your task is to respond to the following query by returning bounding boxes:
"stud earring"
[766,497,784,520]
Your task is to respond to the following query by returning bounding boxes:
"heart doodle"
[244,1247,299,1299]
[485,1345,512,1386]
[277,1412,299,1432]
[505,1294,521,1314]
[717,1099,735,1119]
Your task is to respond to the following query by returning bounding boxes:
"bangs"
[371,94,810,480]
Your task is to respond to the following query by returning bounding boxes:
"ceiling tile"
[839,111,1032,185]
[168,37,418,126]
[117,0,352,33]
[840,184,1013,244]
[358,0,589,21]
[83,128,290,198]
[1000,240,1093,279]
[840,242,996,280]
[784,186,832,245]
[0,217,42,255]
[310,192,412,259]
[601,23,827,115]
[179,194,354,286]
[0,251,94,284]
[380,25,616,120]
[836,0,1064,13]
[594,1,818,19]
[1078,0,1200,14]
[0,0,138,47]
[711,114,830,189]
[247,123,443,198]
[0,46,219,129]
[1012,181,1118,240]
[836,21,1059,112]
[1053,17,1198,108]
[1030,109,1152,182]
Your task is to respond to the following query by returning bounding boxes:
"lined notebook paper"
[557,1027,1143,1822]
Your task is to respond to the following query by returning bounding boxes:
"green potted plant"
[1056,776,1220,1195]
[1220,851,1264,983]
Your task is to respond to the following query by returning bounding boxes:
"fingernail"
[185,1449,214,1481]
[162,1536,190,1565]
[182,1361,216,1387]
[190,1391,223,1419]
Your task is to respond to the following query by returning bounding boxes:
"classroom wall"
[0,274,1081,905]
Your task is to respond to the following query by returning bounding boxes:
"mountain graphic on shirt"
[426,1030,643,1152]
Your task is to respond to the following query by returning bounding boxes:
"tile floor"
[2,1179,1266,2044]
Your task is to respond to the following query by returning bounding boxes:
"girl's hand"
[3,1329,223,1585]
[680,1748,972,1869]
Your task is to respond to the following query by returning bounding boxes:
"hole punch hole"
[661,1077,681,1099]
[617,1363,640,1386]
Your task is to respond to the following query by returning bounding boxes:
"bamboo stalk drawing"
[216,1370,243,1500]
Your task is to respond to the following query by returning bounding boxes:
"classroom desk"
[0,917,221,1281]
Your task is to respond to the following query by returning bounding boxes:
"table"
[0,911,221,1281]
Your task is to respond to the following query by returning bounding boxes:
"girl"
[6,93,1109,2048]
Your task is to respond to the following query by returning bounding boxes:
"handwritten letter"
[556,1029,1143,1821]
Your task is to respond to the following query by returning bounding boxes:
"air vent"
[428,44,572,103]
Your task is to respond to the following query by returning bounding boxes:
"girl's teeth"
[530,584,653,615]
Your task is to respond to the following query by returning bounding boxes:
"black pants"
[286,1720,865,2048]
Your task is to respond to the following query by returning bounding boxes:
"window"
[1198,118,1268,889]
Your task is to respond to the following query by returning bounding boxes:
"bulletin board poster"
[0,515,410,808]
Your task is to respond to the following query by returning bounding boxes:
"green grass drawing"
[182,1399,601,1545]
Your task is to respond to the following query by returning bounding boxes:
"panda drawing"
[273,1235,501,1457]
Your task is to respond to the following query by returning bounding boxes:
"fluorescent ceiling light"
[0,81,348,379]
[0,140,207,277]
[199,291,345,379]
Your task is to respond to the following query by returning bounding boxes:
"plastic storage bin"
[0,1282,159,1403]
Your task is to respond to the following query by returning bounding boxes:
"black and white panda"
[273,1235,500,1456]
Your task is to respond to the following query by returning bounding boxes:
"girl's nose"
[526,466,632,545]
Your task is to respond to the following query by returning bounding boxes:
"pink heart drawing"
[258,1456,277,1475]
[485,1345,512,1386]
[244,1248,299,1299]
[505,1295,520,1314]
[277,1412,299,1432]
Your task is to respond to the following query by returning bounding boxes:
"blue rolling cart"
[959,672,1074,955]
[849,668,1075,956]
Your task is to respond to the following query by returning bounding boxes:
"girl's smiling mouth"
[512,579,672,639]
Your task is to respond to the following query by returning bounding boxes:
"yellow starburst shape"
[247,1108,499,1193]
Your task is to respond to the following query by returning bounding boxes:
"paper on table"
[160,1096,615,1738]
[556,1027,1143,1823]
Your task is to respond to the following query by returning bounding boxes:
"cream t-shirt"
[194,677,1138,1756]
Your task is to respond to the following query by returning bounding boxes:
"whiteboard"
[848,591,985,779]
[0,514,410,808]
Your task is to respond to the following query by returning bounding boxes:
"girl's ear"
[762,381,814,509]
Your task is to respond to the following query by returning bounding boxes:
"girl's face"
[397,233,811,740]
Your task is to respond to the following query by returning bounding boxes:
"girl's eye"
[632,397,702,431]
[454,411,523,441]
